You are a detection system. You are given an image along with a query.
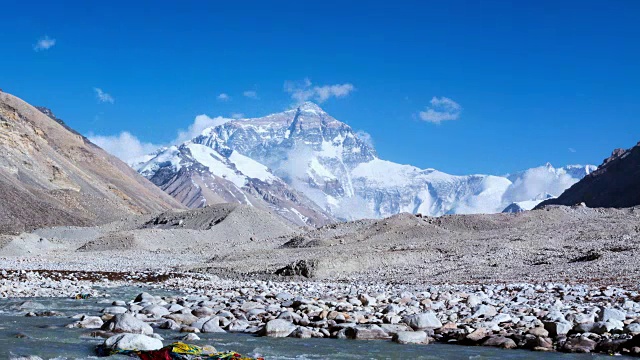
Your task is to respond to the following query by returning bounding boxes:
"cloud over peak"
[284,78,355,104]
[88,114,232,163]
[419,96,462,124]
[88,132,158,164]
[94,88,115,104]
[33,36,56,51]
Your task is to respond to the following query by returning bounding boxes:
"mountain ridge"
[136,102,595,221]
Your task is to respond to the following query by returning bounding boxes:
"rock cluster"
[63,282,640,355]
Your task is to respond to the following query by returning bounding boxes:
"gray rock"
[102,306,128,315]
[393,331,429,345]
[599,307,626,322]
[102,313,153,335]
[492,313,512,323]
[379,324,412,335]
[466,294,481,307]
[625,323,640,335]
[141,305,170,318]
[345,324,390,340]
[403,312,442,330]
[544,321,572,337]
[275,292,294,301]
[605,319,625,332]
[179,326,200,333]
[15,301,46,310]
[190,316,212,330]
[383,304,403,314]
[76,316,103,329]
[202,317,226,333]
[466,327,490,343]
[526,327,549,337]
[134,293,156,303]
[573,322,596,333]
[104,334,162,351]
[163,313,198,326]
[180,333,201,341]
[290,326,313,338]
[262,319,296,338]
[240,301,265,311]
[277,311,302,322]
[192,307,215,318]
[226,320,250,333]
[473,305,497,318]
[159,319,180,330]
[482,336,517,349]
[563,337,597,353]
[358,294,377,306]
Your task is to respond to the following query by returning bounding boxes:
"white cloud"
[33,36,56,51]
[217,93,230,101]
[173,114,232,144]
[94,88,115,104]
[569,147,577,153]
[88,132,159,164]
[88,114,233,163]
[284,78,355,104]
[418,96,462,124]
[231,113,245,119]
[502,166,579,204]
[356,130,374,148]
[243,90,258,99]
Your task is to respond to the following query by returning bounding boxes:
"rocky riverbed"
[2,270,640,358]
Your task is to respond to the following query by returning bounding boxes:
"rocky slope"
[538,142,640,209]
[0,91,184,234]
[139,102,595,221]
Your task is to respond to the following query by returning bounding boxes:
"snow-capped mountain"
[136,102,595,222]
[135,141,335,227]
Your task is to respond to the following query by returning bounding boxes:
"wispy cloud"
[94,88,115,104]
[569,147,577,153]
[231,113,245,119]
[217,93,230,101]
[284,78,355,104]
[173,114,232,144]
[88,114,233,163]
[418,96,462,124]
[243,90,258,99]
[88,132,159,164]
[33,36,56,51]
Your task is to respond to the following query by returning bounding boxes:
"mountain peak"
[297,101,325,113]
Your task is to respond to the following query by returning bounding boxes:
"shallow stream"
[0,287,633,360]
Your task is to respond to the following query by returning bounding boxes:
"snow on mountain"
[137,101,595,222]
[134,141,335,227]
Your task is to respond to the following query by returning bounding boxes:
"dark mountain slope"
[537,142,640,209]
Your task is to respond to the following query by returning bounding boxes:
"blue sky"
[1,0,639,175]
